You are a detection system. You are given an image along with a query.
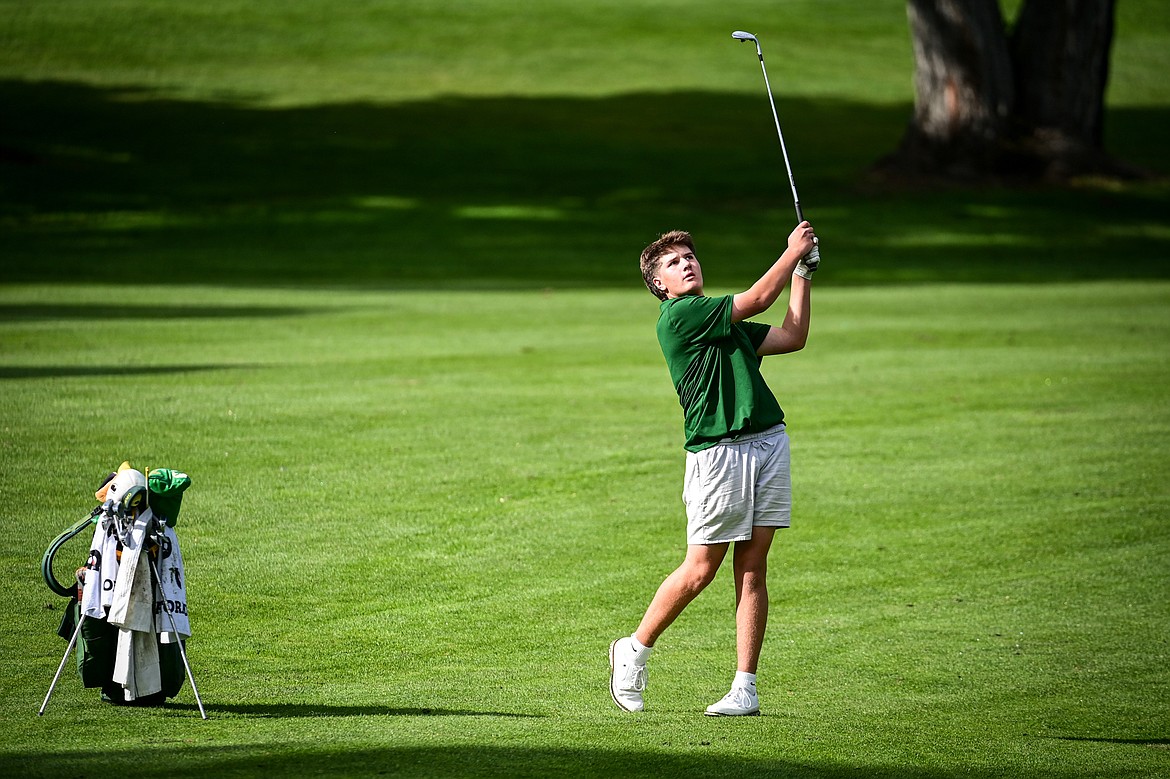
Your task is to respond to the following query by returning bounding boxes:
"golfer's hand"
[791,221,820,280]
[788,221,816,258]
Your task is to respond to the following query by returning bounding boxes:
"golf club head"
[731,30,762,57]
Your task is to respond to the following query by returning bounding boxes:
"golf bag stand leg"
[149,556,208,719]
[39,613,85,716]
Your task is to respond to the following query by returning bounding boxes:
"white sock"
[734,671,757,692]
[630,635,653,665]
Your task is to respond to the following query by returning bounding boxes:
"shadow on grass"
[0,303,319,322]
[166,702,543,718]
[0,364,258,380]
[1,742,1156,779]
[2,79,1167,288]
[1048,736,1170,746]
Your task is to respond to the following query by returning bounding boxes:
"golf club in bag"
[732,30,820,273]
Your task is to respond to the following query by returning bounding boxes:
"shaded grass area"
[2,80,1168,288]
[1,283,1167,778]
[8,742,1168,779]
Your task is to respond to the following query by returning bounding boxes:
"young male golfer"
[610,221,818,716]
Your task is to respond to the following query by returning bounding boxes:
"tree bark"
[1010,0,1117,176]
[902,0,1013,175]
[877,0,1142,184]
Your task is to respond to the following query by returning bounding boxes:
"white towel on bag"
[107,507,155,633]
[80,513,121,619]
[107,505,164,699]
[112,626,162,700]
[154,524,191,641]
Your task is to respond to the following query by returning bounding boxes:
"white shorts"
[682,424,791,545]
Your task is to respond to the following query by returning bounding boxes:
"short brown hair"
[639,230,694,301]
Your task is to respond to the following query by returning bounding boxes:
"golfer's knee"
[737,569,768,593]
[678,561,719,593]
[734,550,769,580]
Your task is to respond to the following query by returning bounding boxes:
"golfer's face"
[656,246,703,298]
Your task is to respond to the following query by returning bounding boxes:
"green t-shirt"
[657,294,784,452]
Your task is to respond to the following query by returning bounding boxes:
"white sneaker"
[609,638,647,712]
[704,685,760,716]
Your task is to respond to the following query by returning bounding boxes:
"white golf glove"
[795,240,820,280]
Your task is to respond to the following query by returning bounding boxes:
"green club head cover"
[147,468,191,527]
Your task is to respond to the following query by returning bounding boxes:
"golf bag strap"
[42,509,100,598]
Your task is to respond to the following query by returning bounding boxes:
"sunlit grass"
[1,282,1167,778]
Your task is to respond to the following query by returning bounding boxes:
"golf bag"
[41,463,193,707]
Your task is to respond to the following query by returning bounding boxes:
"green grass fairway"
[1,282,1168,777]
[2,0,1169,777]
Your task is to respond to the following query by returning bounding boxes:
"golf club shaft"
[754,49,804,224]
[734,30,819,268]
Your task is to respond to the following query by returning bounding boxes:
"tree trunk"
[902,0,1013,176]
[1010,0,1117,177]
[877,0,1142,184]
[903,0,1015,162]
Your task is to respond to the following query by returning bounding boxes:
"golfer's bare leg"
[732,527,776,674]
[634,543,728,647]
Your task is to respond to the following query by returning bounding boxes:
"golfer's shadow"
[166,702,544,719]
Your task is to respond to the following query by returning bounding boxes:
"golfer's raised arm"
[756,272,811,356]
[731,221,816,322]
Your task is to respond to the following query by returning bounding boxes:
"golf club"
[732,30,820,267]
